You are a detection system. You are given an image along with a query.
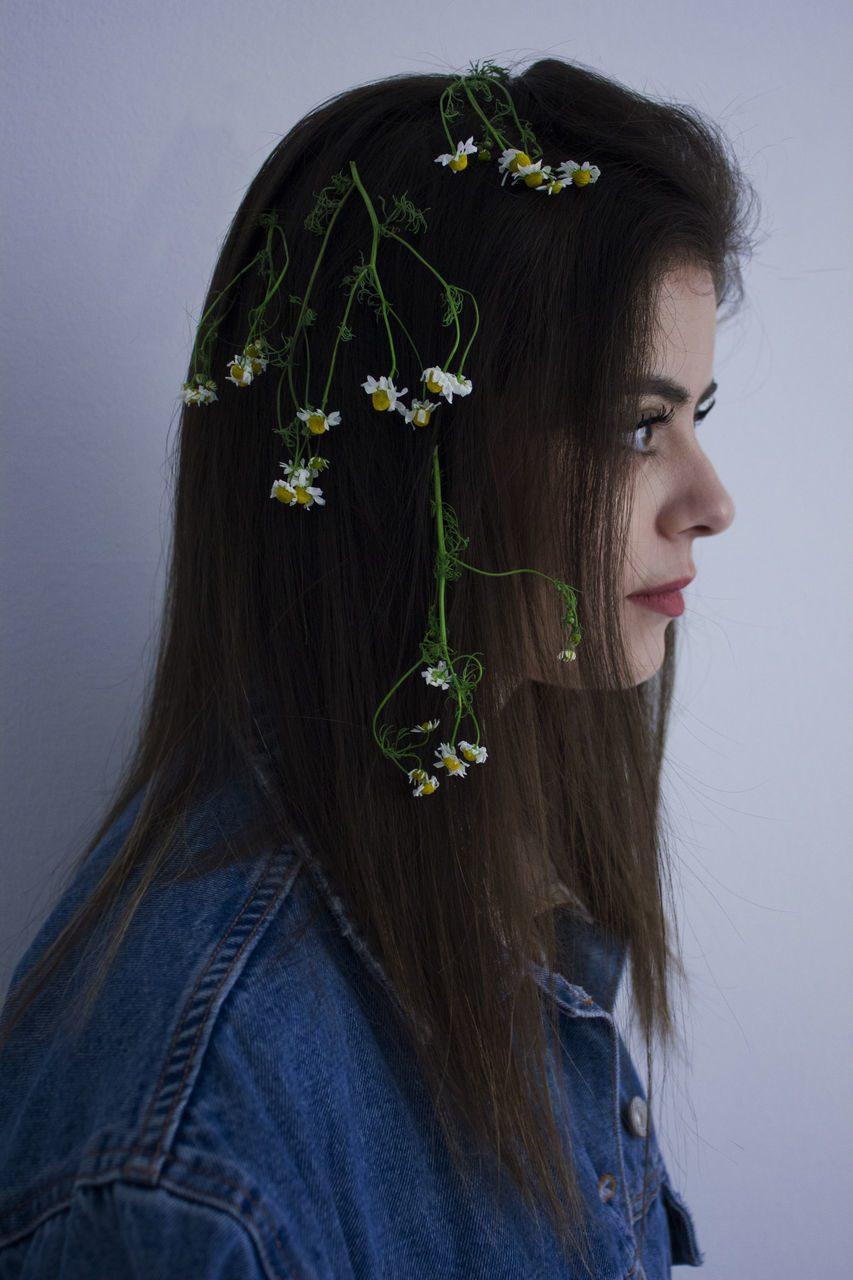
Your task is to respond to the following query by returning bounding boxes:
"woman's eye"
[627,404,674,454]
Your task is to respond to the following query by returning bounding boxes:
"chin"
[625,633,668,685]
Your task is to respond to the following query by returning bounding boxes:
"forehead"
[650,266,717,383]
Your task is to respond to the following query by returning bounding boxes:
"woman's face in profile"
[620,263,735,683]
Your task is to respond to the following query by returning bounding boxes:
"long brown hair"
[3,58,756,1253]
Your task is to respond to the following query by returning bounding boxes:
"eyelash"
[629,398,716,457]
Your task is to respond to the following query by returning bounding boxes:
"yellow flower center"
[523,169,544,188]
[230,363,247,382]
[295,486,312,505]
[372,389,391,411]
[411,769,427,783]
[443,755,461,772]
[245,343,262,359]
[449,154,468,172]
[309,456,326,471]
[426,376,442,395]
[462,747,477,762]
[307,413,327,434]
[274,484,295,504]
[421,780,437,795]
[510,152,530,173]
[549,181,564,194]
[573,169,591,187]
[414,408,431,426]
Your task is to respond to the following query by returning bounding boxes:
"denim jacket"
[0,780,702,1278]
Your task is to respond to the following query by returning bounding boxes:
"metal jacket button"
[627,1095,649,1138]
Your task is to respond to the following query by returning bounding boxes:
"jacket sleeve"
[0,1181,282,1280]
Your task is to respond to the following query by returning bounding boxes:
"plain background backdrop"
[2,0,851,1274]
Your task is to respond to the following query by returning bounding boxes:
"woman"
[0,59,756,1276]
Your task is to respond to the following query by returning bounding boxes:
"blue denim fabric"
[0,779,702,1278]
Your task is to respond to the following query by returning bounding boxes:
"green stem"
[494,80,538,156]
[372,658,423,752]
[460,81,509,154]
[287,180,354,412]
[349,162,397,378]
[247,223,290,339]
[438,87,458,151]
[384,230,469,372]
[319,274,362,408]
[432,449,451,665]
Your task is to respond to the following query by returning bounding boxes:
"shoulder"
[0,782,363,1277]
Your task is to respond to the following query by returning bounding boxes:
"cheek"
[624,470,660,582]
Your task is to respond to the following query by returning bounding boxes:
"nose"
[674,444,736,539]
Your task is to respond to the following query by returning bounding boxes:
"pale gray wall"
[2,0,851,1275]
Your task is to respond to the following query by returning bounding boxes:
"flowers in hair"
[362,375,407,412]
[227,354,255,387]
[557,160,601,187]
[297,407,340,435]
[421,368,473,404]
[181,377,218,405]
[458,740,487,764]
[513,158,552,189]
[435,137,478,172]
[271,466,325,508]
[409,768,440,796]
[244,340,268,374]
[402,399,439,427]
[434,743,468,778]
[498,148,530,184]
[422,661,450,690]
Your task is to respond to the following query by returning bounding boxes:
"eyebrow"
[639,376,718,407]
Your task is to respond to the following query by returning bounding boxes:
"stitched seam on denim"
[128,848,297,1166]
[629,1164,664,1211]
[137,853,279,1139]
[607,1017,635,1243]
[148,853,300,1165]
[0,1156,301,1280]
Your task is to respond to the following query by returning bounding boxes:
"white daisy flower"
[449,373,473,398]
[297,407,341,435]
[409,769,440,797]
[181,379,218,405]
[556,160,601,188]
[497,148,531,184]
[536,176,565,196]
[270,479,297,505]
[402,399,439,427]
[458,740,488,765]
[271,476,324,509]
[226,354,254,387]
[513,159,553,189]
[362,375,407,412]
[558,647,578,662]
[422,661,450,690]
[434,743,468,778]
[421,368,472,404]
[434,137,478,172]
[244,341,268,374]
[280,460,315,486]
[412,719,440,733]
[307,455,329,476]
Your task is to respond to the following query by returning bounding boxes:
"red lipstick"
[627,576,694,618]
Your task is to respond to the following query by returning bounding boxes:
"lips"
[627,576,694,618]
[628,576,695,597]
